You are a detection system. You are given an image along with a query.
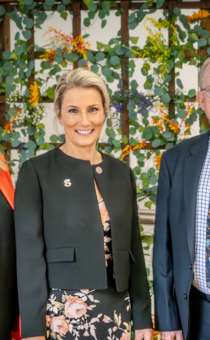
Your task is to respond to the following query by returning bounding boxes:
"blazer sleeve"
[153,153,181,331]
[129,169,152,330]
[14,160,47,338]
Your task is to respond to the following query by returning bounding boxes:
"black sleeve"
[129,168,152,330]
[153,154,181,331]
[14,160,47,338]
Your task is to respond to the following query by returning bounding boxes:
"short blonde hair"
[198,57,210,89]
[54,68,110,116]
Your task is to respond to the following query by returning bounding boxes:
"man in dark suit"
[153,57,210,340]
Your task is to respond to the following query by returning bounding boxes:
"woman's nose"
[80,111,90,125]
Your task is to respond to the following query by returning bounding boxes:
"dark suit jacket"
[14,148,152,338]
[0,190,18,339]
[153,131,210,340]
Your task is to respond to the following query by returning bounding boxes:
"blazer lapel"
[184,131,210,262]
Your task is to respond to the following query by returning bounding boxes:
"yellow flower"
[154,154,162,170]
[187,9,210,23]
[29,81,39,107]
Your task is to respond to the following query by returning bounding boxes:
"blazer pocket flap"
[129,250,135,262]
[46,248,75,263]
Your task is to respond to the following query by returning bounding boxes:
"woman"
[14,69,153,340]
[0,152,20,340]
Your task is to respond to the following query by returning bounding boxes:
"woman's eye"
[69,109,78,113]
[90,108,97,112]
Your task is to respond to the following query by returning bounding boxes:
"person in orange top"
[0,152,20,340]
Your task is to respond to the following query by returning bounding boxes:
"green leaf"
[46,87,55,99]
[62,0,71,4]
[176,78,183,89]
[154,86,162,96]
[57,4,66,12]
[110,56,120,66]
[112,139,121,148]
[95,52,105,62]
[50,135,59,143]
[0,6,5,15]
[84,17,91,27]
[152,139,161,148]
[130,37,139,44]
[173,7,181,16]
[149,175,158,185]
[24,140,36,150]
[198,38,207,48]
[23,30,32,40]
[45,0,55,5]
[115,46,125,56]
[188,89,196,98]
[3,50,11,60]
[178,109,186,119]
[144,78,152,89]
[142,127,153,140]
[90,64,99,73]
[78,59,86,67]
[101,19,107,28]
[102,67,111,78]
[162,131,173,139]
[161,93,171,104]
[83,0,92,5]
[97,41,104,50]
[146,0,154,7]
[88,2,97,11]
[60,12,68,20]
[156,0,165,9]
[5,76,14,85]
[122,135,128,144]
[191,33,199,41]
[99,9,106,19]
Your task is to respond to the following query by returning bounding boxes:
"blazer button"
[96,166,103,174]
[184,294,187,300]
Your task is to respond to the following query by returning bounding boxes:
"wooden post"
[121,0,129,165]
[168,0,177,119]
[73,0,81,37]
[0,15,10,129]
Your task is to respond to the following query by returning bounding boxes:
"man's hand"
[161,330,184,340]
[135,329,153,340]
[23,337,46,340]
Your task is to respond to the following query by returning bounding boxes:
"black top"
[15,148,152,338]
[0,190,18,339]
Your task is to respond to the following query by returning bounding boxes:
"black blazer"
[14,148,152,338]
[0,190,18,339]
[153,131,210,340]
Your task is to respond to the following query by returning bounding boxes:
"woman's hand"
[135,329,153,340]
[23,337,46,340]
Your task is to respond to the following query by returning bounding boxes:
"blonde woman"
[0,152,20,340]
[15,68,153,340]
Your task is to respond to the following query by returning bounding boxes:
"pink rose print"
[50,316,70,334]
[65,295,88,319]
[46,315,52,327]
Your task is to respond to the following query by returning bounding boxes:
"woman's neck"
[60,143,102,165]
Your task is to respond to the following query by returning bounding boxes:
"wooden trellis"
[0,0,210,165]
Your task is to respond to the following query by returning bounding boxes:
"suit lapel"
[184,131,210,262]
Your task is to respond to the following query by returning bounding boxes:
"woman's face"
[58,87,105,149]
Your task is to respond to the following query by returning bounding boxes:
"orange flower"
[2,109,21,135]
[121,141,147,160]
[187,9,210,23]
[40,49,56,66]
[154,154,162,170]
[29,81,39,107]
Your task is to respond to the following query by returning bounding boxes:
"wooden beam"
[73,0,81,38]
[121,0,130,165]
[0,14,10,129]
[168,0,176,120]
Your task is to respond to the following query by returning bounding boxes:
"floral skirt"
[46,276,131,340]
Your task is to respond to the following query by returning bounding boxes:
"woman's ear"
[55,108,63,126]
